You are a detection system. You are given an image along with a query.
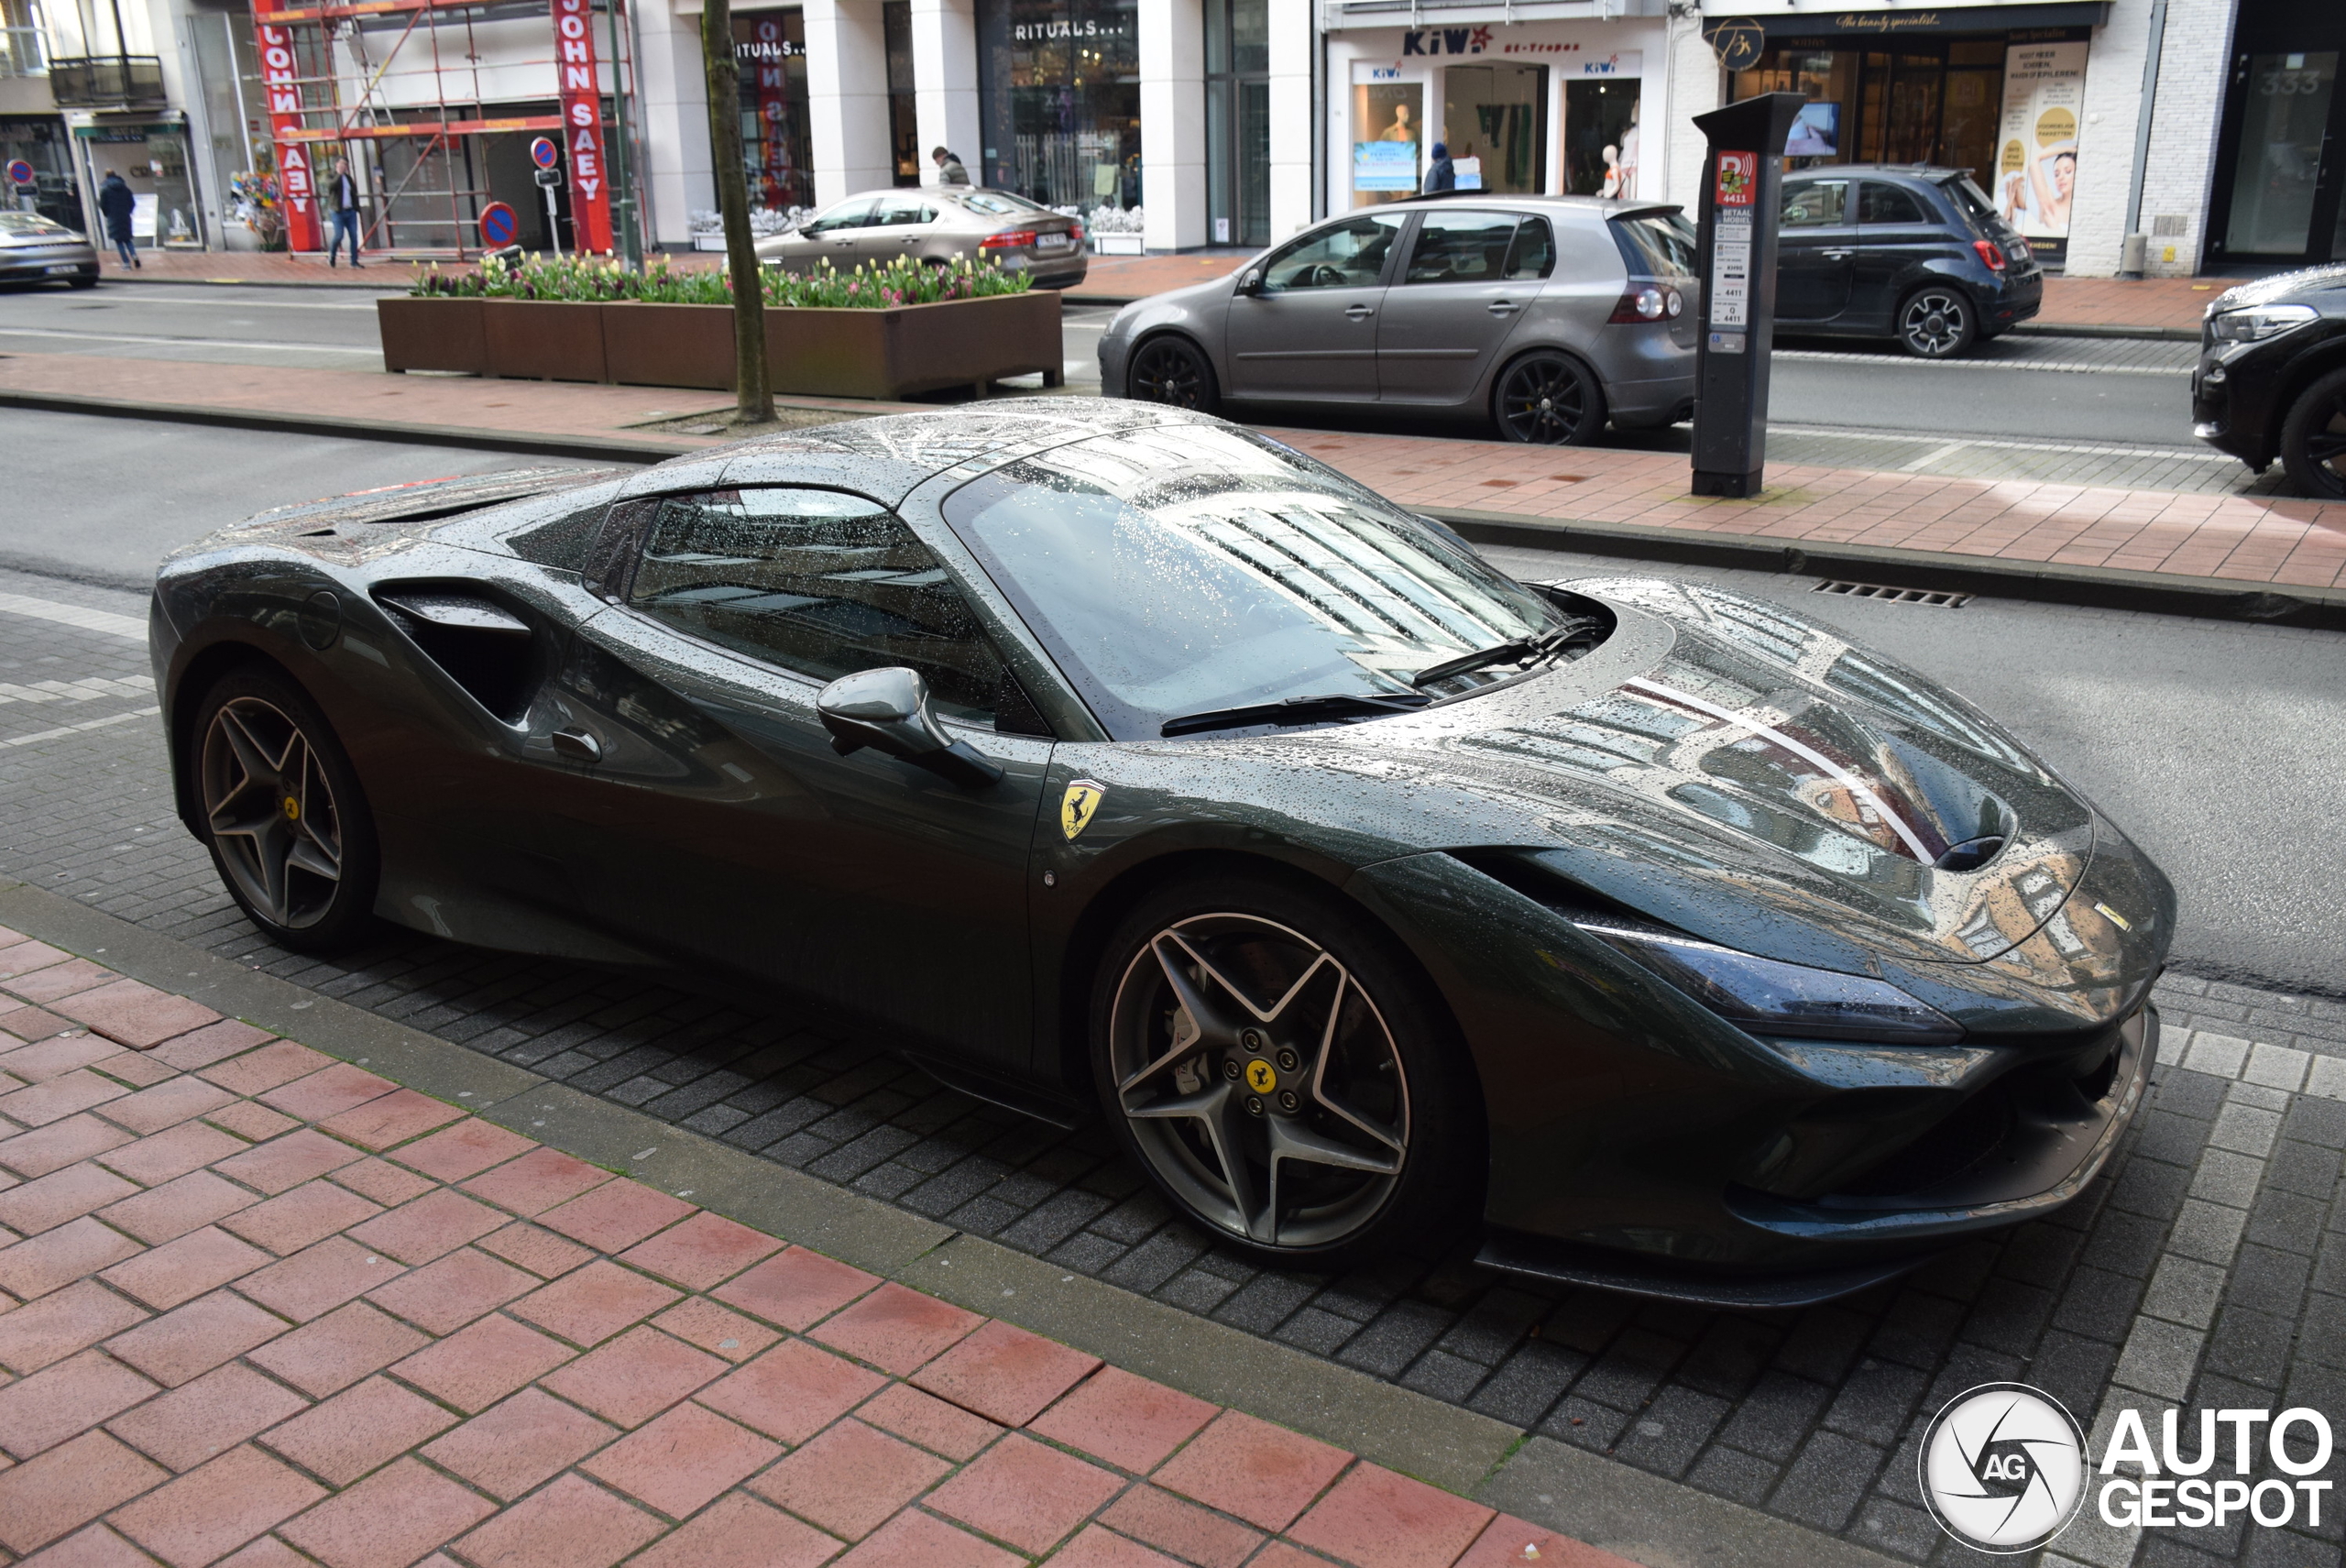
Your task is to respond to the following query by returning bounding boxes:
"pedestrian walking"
[1420,141,1455,195]
[931,147,970,186]
[96,170,137,269]
[327,156,363,268]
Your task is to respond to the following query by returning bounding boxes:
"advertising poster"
[1997,40,2088,263]
[1351,74,1422,203]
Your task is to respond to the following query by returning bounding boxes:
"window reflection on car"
[1404,211,1556,285]
[1261,214,1405,291]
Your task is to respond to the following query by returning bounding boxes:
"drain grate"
[1814,580,1972,608]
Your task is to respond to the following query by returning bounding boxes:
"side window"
[872,193,936,226]
[803,199,875,235]
[1262,213,1406,291]
[627,488,1005,722]
[1403,209,1519,284]
[1781,179,1849,227]
[1859,182,1929,225]
[1504,216,1556,280]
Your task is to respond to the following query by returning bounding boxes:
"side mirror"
[1237,269,1264,296]
[817,666,1003,789]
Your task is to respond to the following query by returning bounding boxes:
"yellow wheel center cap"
[1244,1059,1277,1094]
[280,796,300,823]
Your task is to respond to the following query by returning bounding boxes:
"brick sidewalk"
[0,927,1611,1568]
[87,247,2219,334]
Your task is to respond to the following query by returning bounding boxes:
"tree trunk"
[700,0,773,423]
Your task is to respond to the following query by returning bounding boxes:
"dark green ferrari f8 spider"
[150,400,2171,1306]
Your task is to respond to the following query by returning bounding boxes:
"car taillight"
[981,227,1038,250]
[1069,222,1086,244]
[1973,239,2007,271]
[1609,285,1680,323]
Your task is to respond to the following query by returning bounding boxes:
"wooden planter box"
[381,291,1061,398]
[377,296,486,375]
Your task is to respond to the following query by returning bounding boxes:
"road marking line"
[0,592,150,641]
[1770,423,2236,462]
[1898,441,1973,472]
[1775,348,2188,376]
[3,705,159,747]
[0,324,380,356]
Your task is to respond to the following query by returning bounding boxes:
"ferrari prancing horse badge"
[1060,780,1106,841]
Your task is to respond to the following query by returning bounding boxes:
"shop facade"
[2203,0,2344,268]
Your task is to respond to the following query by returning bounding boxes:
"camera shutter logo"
[1920,1383,2088,1552]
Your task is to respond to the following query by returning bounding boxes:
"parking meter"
[1689,93,1805,499]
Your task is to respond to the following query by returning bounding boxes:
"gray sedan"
[0,211,99,289]
[755,187,1088,290]
[1098,195,1696,444]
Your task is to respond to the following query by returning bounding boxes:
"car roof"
[1371,192,1679,222]
[1792,163,1968,182]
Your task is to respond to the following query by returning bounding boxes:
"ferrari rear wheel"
[1092,876,1475,1267]
[1127,336,1220,414]
[193,667,379,953]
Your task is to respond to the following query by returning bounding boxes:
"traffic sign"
[5,160,32,185]
[529,137,558,171]
[478,202,519,247]
[533,168,563,189]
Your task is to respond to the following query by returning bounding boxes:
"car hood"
[1272,578,2105,975]
[2208,262,2346,316]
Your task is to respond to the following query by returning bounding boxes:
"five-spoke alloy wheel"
[1494,351,1605,445]
[1093,878,1473,1266]
[1127,336,1220,413]
[1897,287,1977,359]
[193,668,378,951]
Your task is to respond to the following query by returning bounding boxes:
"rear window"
[953,190,1050,217]
[1609,211,1696,280]
[1938,175,2001,225]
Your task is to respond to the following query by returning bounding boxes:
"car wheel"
[1091,874,1477,1268]
[1127,336,1219,413]
[1493,351,1606,444]
[1896,287,1976,358]
[2279,367,2346,500]
[192,667,379,952]
[68,277,98,290]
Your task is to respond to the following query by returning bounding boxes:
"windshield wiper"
[1408,615,1608,689]
[1160,691,1431,739]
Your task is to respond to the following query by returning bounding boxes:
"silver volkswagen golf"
[1098,195,1697,444]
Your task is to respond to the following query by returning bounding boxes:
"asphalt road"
[3,406,2333,995]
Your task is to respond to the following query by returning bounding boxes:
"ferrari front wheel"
[1091,875,1477,1268]
[192,666,379,953]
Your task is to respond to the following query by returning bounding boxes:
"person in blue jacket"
[1421,142,1454,195]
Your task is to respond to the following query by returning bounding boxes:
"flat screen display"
[1786,102,1838,158]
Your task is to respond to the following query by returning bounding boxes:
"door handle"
[552,727,602,764]
[1486,300,1518,315]
[1820,249,1854,259]
[1344,303,1375,320]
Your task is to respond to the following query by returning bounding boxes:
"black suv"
[1773,164,2044,358]
[2191,265,2346,499]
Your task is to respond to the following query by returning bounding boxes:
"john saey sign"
[251,3,322,252]
[551,0,614,252]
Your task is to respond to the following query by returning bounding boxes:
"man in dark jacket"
[931,147,970,186]
[327,156,362,267]
[1421,142,1454,195]
[96,170,137,269]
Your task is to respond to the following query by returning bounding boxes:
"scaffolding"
[248,0,634,258]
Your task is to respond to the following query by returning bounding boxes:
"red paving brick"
[1,1070,131,1128]
[6,959,115,1005]
[912,1317,1101,1426]
[106,1445,325,1568]
[745,1418,949,1539]
[0,947,1631,1568]
[711,1245,878,1332]
[1031,1365,1218,1472]
[1288,1462,1496,1568]
[926,1431,1126,1553]
[1455,1516,1642,1568]
[1152,1410,1354,1532]
[52,982,219,1050]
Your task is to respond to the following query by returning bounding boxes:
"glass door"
[2211,51,2341,262]
[1205,0,1268,246]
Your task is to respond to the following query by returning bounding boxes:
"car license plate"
[45,264,78,275]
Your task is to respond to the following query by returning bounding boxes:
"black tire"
[2279,367,2346,500]
[1126,335,1220,414]
[68,277,98,290]
[1895,286,1977,359]
[1493,350,1606,444]
[191,666,380,953]
[1089,871,1479,1270]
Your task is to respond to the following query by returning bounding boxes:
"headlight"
[1581,922,1964,1044]
[2208,304,2318,343]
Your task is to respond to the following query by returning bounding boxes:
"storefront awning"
[1701,3,2107,39]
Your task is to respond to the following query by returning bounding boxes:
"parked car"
[1774,164,2042,358]
[150,401,2170,1300]
[755,187,1088,290]
[0,210,99,289]
[1099,194,1698,445]
[2191,263,2346,499]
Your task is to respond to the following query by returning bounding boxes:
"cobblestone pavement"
[4,569,2344,1567]
[0,936,1591,1568]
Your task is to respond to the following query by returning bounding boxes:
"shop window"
[884,0,918,186]
[1444,64,1546,195]
[1349,72,1422,207]
[975,0,1140,217]
[2222,52,2338,256]
[736,10,814,214]
[1204,0,1267,246]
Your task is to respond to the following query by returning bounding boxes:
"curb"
[0,875,1898,1568]
[1429,507,2346,634]
[2011,321,2199,343]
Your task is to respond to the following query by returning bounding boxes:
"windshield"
[940,424,1575,740]
[953,190,1050,217]
[1610,211,1696,280]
